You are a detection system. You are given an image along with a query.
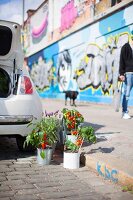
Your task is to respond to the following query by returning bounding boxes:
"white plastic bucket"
[63,151,80,169]
[37,148,52,165]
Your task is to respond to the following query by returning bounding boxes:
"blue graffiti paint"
[111,169,118,183]
[44,43,59,62]
[105,165,111,180]
[99,10,125,36]
[28,50,43,67]
[97,162,118,183]
[97,162,104,177]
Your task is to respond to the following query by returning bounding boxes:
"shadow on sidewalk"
[79,121,116,157]
[83,121,104,132]
[87,147,115,154]
[83,121,120,138]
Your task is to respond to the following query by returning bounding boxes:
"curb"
[80,153,133,188]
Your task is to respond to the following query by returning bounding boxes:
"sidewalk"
[41,98,133,188]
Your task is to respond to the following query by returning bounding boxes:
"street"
[0,135,132,200]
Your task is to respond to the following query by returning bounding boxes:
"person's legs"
[122,73,133,119]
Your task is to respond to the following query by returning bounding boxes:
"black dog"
[63,91,79,106]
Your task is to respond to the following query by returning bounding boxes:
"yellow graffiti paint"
[108,27,111,32]
[52,67,55,72]
[75,69,84,76]
[85,55,89,63]
[116,32,129,43]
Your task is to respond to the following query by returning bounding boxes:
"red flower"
[75,139,83,146]
[71,125,74,129]
[43,133,47,140]
[67,124,71,129]
[41,143,46,149]
[71,130,78,135]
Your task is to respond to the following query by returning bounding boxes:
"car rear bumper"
[0,115,33,125]
[0,94,43,119]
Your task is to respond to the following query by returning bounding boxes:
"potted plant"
[61,108,84,142]
[24,110,62,165]
[63,125,96,169]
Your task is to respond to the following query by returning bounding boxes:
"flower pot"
[66,135,77,143]
[37,148,53,165]
[63,151,80,169]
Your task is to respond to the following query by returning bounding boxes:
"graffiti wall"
[27,2,49,56]
[25,0,97,56]
[28,4,133,105]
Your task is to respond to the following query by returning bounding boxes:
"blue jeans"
[122,73,133,113]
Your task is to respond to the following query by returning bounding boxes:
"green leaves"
[78,126,96,143]
[65,140,79,152]
[24,116,62,149]
[40,151,45,159]
[122,185,133,193]
[62,108,84,131]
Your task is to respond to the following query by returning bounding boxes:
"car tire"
[16,135,34,152]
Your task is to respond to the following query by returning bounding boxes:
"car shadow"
[0,136,63,165]
[0,136,35,160]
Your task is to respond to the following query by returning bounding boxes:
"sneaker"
[122,113,131,119]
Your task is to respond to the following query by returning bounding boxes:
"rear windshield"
[0,25,12,56]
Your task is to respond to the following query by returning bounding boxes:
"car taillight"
[19,76,33,94]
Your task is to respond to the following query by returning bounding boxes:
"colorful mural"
[60,0,78,33]
[27,2,49,56]
[28,4,133,105]
[31,13,48,39]
[57,50,73,91]
[30,56,53,91]
[75,32,129,94]
[25,0,95,56]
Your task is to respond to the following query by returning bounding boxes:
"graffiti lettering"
[60,0,78,33]
[75,33,129,94]
[30,56,53,91]
[97,162,118,183]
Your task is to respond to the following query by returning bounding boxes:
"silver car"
[0,20,43,150]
